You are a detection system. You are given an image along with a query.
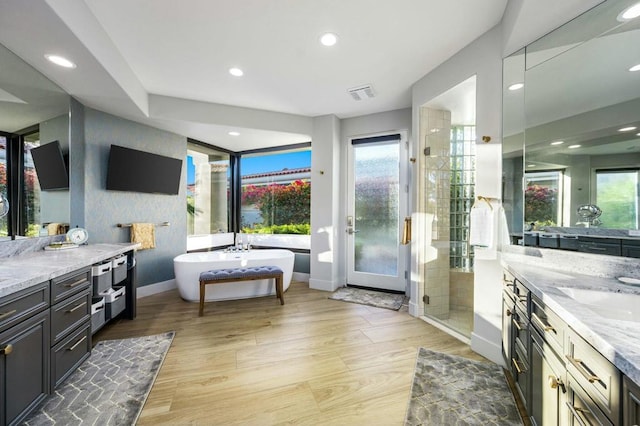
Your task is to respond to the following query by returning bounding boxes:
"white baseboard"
[292,272,310,283]
[137,279,177,298]
[408,299,420,317]
[471,331,504,367]
[309,278,340,292]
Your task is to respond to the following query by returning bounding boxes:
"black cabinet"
[621,239,640,259]
[0,309,50,426]
[623,375,640,426]
[577,237,622,256]
[49,268,92,392]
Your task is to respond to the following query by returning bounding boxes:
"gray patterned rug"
[24,332,175,426]
[329,286,405,310]
[405,348,522,425]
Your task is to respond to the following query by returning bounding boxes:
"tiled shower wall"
[419,107,452,319]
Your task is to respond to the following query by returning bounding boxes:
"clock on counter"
[44,227,89,251]
[66,227,89,245]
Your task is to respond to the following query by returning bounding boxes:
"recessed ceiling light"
[229,67,244,77]
[527,164,536,168]
[44,54,76,68]
[568,144,581,149]
[629,64,640,72]
[550,140,564,145]
[228,131,240,136]
[637,132,640,136]
[618,2,640,21]
[619,126,637,132]
[508,83,524,91]
[319,32,338,47]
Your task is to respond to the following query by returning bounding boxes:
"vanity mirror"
[503,0,640,256]
[0,42,71,240]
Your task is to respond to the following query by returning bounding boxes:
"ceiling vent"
[348,84,375,101]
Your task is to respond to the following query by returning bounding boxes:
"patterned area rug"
[405,348,522,425]
[329,286,405,310]
[24,332,175,426]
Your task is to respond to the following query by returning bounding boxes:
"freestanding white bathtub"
[173,249,295,302]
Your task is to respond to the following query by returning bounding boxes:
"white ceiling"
[0,0,602,151]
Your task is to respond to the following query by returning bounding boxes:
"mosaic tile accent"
[24,332,174,426]
[329,286,405,310]
[405,348,522,426]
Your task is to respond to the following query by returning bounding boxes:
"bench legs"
[199,273,284,316]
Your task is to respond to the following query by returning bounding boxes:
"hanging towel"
[470,207,494,248]
[131,223,155,250]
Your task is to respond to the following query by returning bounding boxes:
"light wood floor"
[94,281,487,425]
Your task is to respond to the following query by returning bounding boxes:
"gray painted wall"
[75,106,187,287]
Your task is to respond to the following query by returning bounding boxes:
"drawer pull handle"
[565,402,589,426]
[566,356,601,384]
[503,278,514,285]
[66,301,87,313]
[68,336,87,351]
[512,318,523,331]
[531,312,555,333]
[0,309,17,320]
[65,277,87,288]
[0,344,13,355]
[511,358,527,374]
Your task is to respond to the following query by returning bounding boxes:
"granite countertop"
[0,243,140,298]
[502,256,640,386]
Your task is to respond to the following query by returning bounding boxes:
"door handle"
[346,228,359,235]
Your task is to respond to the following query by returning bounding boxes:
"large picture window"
[240,149,311,235]
[525,170,563,227]
[595,169,639,229]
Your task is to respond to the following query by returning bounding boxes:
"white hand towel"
[470,207,494,248]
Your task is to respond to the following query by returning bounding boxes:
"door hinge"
[404,270,408,279]
[423,295,430,304]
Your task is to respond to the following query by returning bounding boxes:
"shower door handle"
[346,227,359,235]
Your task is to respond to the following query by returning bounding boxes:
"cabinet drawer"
[512,342,530,409]
[51,268,91,305]
[50,322,91,390]
[51,288,91,344]
[567,373,614,426]
[623,375,640,426]
[531,296,565,357]
[567,330,620,423]
[577,240,622,256]
[513,306,529,357]
[0,281,49,334]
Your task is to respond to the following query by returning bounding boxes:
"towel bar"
[117,222,170,228]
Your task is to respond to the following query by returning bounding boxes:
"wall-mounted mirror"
[0,42,70,240]
[503,0,640,256]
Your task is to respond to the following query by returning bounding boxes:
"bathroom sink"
[558,287,640,323]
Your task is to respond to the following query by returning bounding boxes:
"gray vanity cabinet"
[531,328,567,426]
[623,375,640,425]
[0,282,50,426]
[49,268,92,391]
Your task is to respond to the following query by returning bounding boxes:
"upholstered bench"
[198,265,284,316]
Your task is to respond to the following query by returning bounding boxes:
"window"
[240,149,311,235]
[186,142,231,235]
[525,170,562,227]
[595,169,639,229]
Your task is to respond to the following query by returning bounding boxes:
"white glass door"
[346,133,408,292]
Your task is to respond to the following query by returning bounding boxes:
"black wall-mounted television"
[106,145,183,195]
[31,140,69,191]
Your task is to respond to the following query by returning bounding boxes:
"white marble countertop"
[502,256,640,386]
[0,243,140,298]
